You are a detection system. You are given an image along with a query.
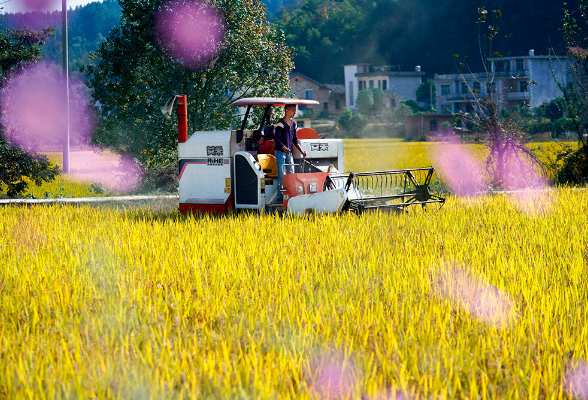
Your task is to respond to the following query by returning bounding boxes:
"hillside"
[0,0,573,84]
[274,0,572,84]
[0,0,121,77]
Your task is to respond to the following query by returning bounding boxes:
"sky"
[0,0,100,14]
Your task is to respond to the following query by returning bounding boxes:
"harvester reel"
[342,167,445,213]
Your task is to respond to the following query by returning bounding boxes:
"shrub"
[302,108,319,119]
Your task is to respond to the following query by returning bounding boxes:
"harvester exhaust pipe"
[177,95,188,143]
[161,94,188,143]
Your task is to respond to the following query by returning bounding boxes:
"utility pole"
[62,0,70,173]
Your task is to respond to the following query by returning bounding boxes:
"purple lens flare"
[432,265,515,327]
[155,0,225,69]
[1,63,141,192]
[433,142,485,196]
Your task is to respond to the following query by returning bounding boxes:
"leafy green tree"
[0,0,122,77]
[84,0,293,167]
[370,87,386,115]
[544,96,566,121]
[392,102,412,124]
[275,0,568,84]
[416,78,436,108]
[337,108,367,137]
[553,0,588,184]
[403,99,422,114]
[0,20,59,197]
[357,87,385,116]
[337,108,353,132]
[356,89,373,116]
[275,0,366,83]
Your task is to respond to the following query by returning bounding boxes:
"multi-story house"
[435,50,568,115]
[288,72,346,115]
[344,64,425,112]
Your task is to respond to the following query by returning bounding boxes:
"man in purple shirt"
[274,104,307,203]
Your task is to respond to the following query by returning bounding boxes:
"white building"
[344,64,425,112]
[435,50,569,114]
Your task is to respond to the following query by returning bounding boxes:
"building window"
[441,104,452,114]
[297,120,305,128]
[497,61,509,72]
[378,80,381,89]
[323,102,328,110]
[305,89,313,100]
[519,80,528,92]
[516,59,524,71]
[335,100,340,109]
[430,120,438,132]
[369,80,374,88]
[382,80,387,90]
[441,85,450,96]
[473,81,481,93]
[461,82,468,94]
[349,81,354,106]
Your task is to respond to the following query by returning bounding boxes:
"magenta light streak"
[433,143,485,196]
[2,63,141,192]
[496,152,552,215]
[69,151,141,193]
[372,389,413,400]
[508,188,554,216]
[565,360,588,400]
[16,0,60,12]
[310,357,357,398]
[432,265,514,326]
[155,0,224,69]
[2,63,68,150]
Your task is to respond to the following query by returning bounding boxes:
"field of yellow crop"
[342,139,574,173]
[2,139,573,198]
[1,188,587,399]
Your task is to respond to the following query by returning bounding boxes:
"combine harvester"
[165,96,445,215]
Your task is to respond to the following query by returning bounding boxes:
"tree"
[84,0,293,168]
[416,78,436,109]
[552,0,588,184]
[371,87,386,115]
[357,87,385,116]
[453,8,546,188]
[274,0,568,84]
[544,96,566,121]
[0,20,59,197]
[337,108,367,137]
[356,89,373,116]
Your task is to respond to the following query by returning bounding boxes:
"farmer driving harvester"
[273,104,307,203]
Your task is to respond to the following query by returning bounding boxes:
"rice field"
[343,139,573,173]
[1,187,588,399]
[6,139,570,199]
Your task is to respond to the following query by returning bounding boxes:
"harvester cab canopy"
[231,97,320,143]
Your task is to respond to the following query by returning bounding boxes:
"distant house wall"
[345,64,424,112]
[388,75,422,102]
[529,58,567,108]
[404,114,454,139]
[289,73,346,115]
[435,51,568,114]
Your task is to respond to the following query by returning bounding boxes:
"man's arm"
[292,124,306,157]
[274,123,285,152]
[294,142,307,158]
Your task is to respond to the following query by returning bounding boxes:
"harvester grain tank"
[166,96,445,215]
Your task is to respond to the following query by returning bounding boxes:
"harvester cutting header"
[165,95,445,215]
